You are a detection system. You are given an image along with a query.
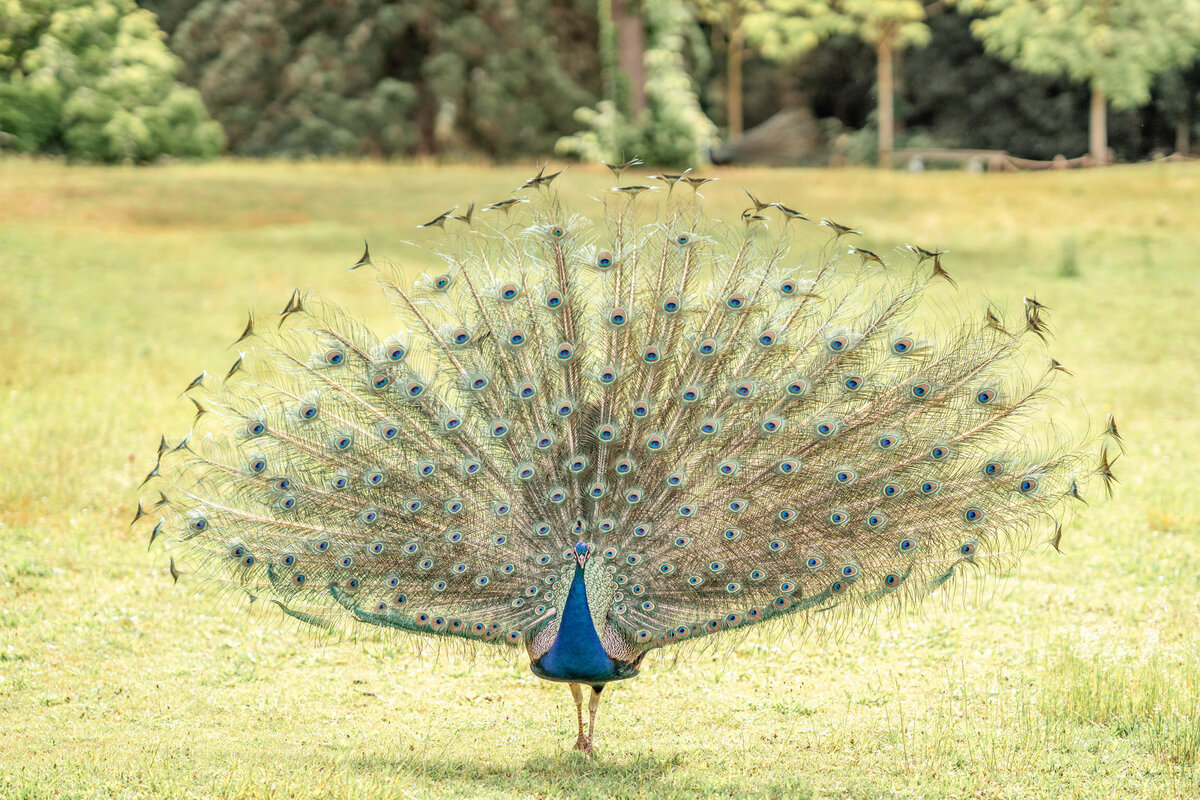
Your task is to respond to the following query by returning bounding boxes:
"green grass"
[1,158,1198,799]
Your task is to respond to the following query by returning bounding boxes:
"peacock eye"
[499,283,520,301]
[509,329,526,346]
[600,367,617,383]
[786,379,807,397]
[371,373,390,390]
[759,330,777,347]
[451,328,470,345]
[556,342,574,360]
[246,420,266,436]
[976,388,997,405]
[642,346,660,363]
[921,480,939,494]
[780,279,797,295]
[930,445,950,460]
[550,225,566,238]
[518,383,537,399]
[675,233,692,246]
[546,290,564,309]
[893,337,913,354]
[386,344,406,361]
[325,348,346,366]
[912,382,931,399]
[662,295,681,313]
[610,308,627,326]
[726,293,745,310]
[434,274,452,290]
[828,335,848,351]
[844,376,862,391]
[596,251,614,269]
[983,461,1003,476]
[299,403,318,420]
[964,507,984,522]
[697,338,717,356]
[632,401,649,417]
[718,461,738,476]
[1020,478,1039,493]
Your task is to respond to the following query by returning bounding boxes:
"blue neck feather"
[533,566,620,683]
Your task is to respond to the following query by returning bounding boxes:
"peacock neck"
[531,565,620,683]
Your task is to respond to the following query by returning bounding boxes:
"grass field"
[1,158,1198,799]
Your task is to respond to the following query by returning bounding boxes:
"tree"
[0,0,223,161]
[961,0,1200,165]
[745,0,932,166]
[692,0,765,140]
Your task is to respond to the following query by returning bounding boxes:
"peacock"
[136,164,1118,756]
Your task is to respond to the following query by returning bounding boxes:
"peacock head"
[573,541,592,568]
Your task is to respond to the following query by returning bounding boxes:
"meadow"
[0,158,1198,799]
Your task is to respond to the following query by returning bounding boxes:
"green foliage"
[745,0,930,60]
[557,2,717,167]
[962,0,1200,109]
[160,0,598,159]
[0,0,223,161]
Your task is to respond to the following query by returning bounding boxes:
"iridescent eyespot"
[675,233,692,246]
[718,460,738,476]
[433,274,452,290]
[499,283,519,301]
[248,458,266,474]
[983,461,1003,476]
[610,308,627,326]
[835,470,856,484]
[378,424,398,439]
[976,388,997,405]
[912,383,931,399]
[726,293,745,309]
[961,542,977,556]
[921,480,939,494]
[371,373,390,390]
[964,507,984,522]
[678,504,696,517]
[634,524,650,537]
[759,330,777,347]
[369,542,385,554]
[277,495,296,510]
[550,225,566,238]
[535,433,554,449]
[930,445,950,460]
[330,474,348,489]
[325,348,345,366]
[446,497,466,512]
[534,523,551,536]
[816,421,836,437]
[884,573,900,587]
[632,400,649,417]
[829,511,848,525]
[315,540,330,552]
[548,489,566,503]
[867,514,886,528]
[280,554,296,567]
[882,483,902,497]
[246,420,266,436]
[405,381,424,397]
[492,534,508,545]
[898,538,916,552]
[556,400,573,416]
[545,290,564,309]
[625,488,643,504]
[708,561,726,573]
[662,295,681,313]
[778,507,795,522]
[509,329,526,346]
[722,527,742,541]
[893,338,913,354]
[614,458,634,474]
[599,366,618,383]
[828,335,849,352]
[364,470,385,486]
[878,434,897,448]
[555,342,574,360]
[405,498,422,512]
[786,379,807,397]
[493,503,510,516]
[681,386,700,403]
[491,422,509,437]
[338,556,353,568]
[728,499,746,512]
[697,338,717,356]
[461,459,481,477]
[332,435,353,451]
[643,346,660,363]
[665,471,685,486]
[517,382,536,400]
[598,519,615,533]
[780,279,797,295]
[229,545,245,559]
[386,344,406,361]
[444,415,463,431]
[770,540,788,552]
[674,537,691,548]
[596,424,616,441]
[777,459,799,475]
[646,434,665,450]
[568,457,587,473]
[596,251,614,269]
[451,328,470,345]
[830,580,847,594]
[1019,478,1039,493]
[292,574,306,586]
[732,382,753,398]
[298,403,319,420]
[844,376,862,391]
[806,556,824,570]
[761,417,783,433]
[699,421,718,435]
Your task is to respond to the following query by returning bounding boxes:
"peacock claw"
[573,734,593,756]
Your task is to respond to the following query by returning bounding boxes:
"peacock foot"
[573,733,593,756]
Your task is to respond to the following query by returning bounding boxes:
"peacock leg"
[585,685,603,755]
[569,683,590,753]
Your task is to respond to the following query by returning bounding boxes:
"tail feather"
[141,178,1110,651]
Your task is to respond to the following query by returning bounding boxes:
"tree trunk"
[877,35,894,169]
[1089,84,1108,166]
[1177,119,1191,156]
[613,0,646,116]
[727,24,744,140]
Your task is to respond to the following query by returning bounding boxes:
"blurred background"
[3,0,1200,169]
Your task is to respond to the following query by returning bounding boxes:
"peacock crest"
[136,164,1118,755]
